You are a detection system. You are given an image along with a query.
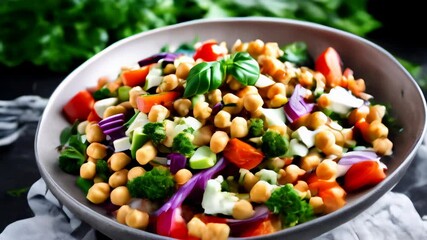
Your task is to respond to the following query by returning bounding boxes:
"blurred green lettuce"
[0,0,380,72]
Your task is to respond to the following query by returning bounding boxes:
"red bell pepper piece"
[193,40,227,62]
[344,161,386,192]
[222,138,264,170]
[136,91,181,113]
[315,47,343,88]
[121,65,151,87]
[62,90,94,123]
[238,215,280,237]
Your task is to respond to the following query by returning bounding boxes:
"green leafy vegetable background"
[0,0,425,93]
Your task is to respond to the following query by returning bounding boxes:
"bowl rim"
[34,17,427,240]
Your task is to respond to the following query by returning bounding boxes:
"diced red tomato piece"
[193,40,227,62]
[157,207,188,239]
[87,108,102,122]
[344,161,386,192]
[62,90,94,123]
[136,91,181,113]
[222,138,265,170]
[121,65,151,87]
[307,175,346,213]
[315,47,343,88]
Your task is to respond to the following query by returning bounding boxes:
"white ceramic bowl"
[35,17,427,239]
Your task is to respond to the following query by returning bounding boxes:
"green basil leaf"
[184,61,224,97]
[227,52,260,86]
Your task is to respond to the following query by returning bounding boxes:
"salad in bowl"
[57,37,395,239]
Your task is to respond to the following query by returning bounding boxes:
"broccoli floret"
[172,132,195,157]
[127,167,175,201]
[76,176,93,195]
[248,118,265,137]
[265,184,314,227]
[143,122,166,145]
[96,159,111,182]
[261,130,289,157]
[58,134,87,175]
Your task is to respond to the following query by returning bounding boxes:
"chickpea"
[247,39,264,58]
[348,105,369,125]
[85,123,106,143]
[368,120,388,141]
[316,159,338,181]
[260,55,283,76]
[129,86,145,109]
[227,76,243,91]
[298,67,315,88]
[87,157,97,163]
[93,176,105,184]
[240,170,260,192]
[202,223,230,240]
[163,63,176,75]
[307,111,329,130]
[103,105,127,119]
[314,130,335,151]
[86,142,108,160]
[157,74,179,93]
[207,89,222,106]
[267,83,287,99]
[193,125,214,146]
[110,186,131,206]
[309,196,325,214]
[176,62,193,79]
[193,101,212,120]
[125,209,149,229]
[373,137,393,156]
[116,205,131,224]
[173,98,192,117]
[267,125,288,136]
[214,110,232,128]
[268,94,288,108]
[136,141,157,165]
[294,180,309,193]
[250,181,274,203]
[174,168,193,185]
[366,105,386,123]
[262,42,282,58]
[222,93,243,115]
[232,199,254,220]
[300,150,322,172]
[317,94,330,109]
[118,101,133,111]
[232,39,248,53]
[279,164,306,184]
[109,169,129,188]
[236,86,258,98]
[127,166,146,181]
[210,131,230,154]
[230,117,249,138]
[148,105,170,122]
[80,161,96,179]
[108,152,131,171]
[87,182,110,204]
[243,94,264,112]
[188,217,207,238]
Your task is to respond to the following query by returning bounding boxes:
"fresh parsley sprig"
[183,52,260,97]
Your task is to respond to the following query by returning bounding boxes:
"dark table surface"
[1,2,427,237]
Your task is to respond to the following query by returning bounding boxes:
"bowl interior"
[35,17,426,240]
